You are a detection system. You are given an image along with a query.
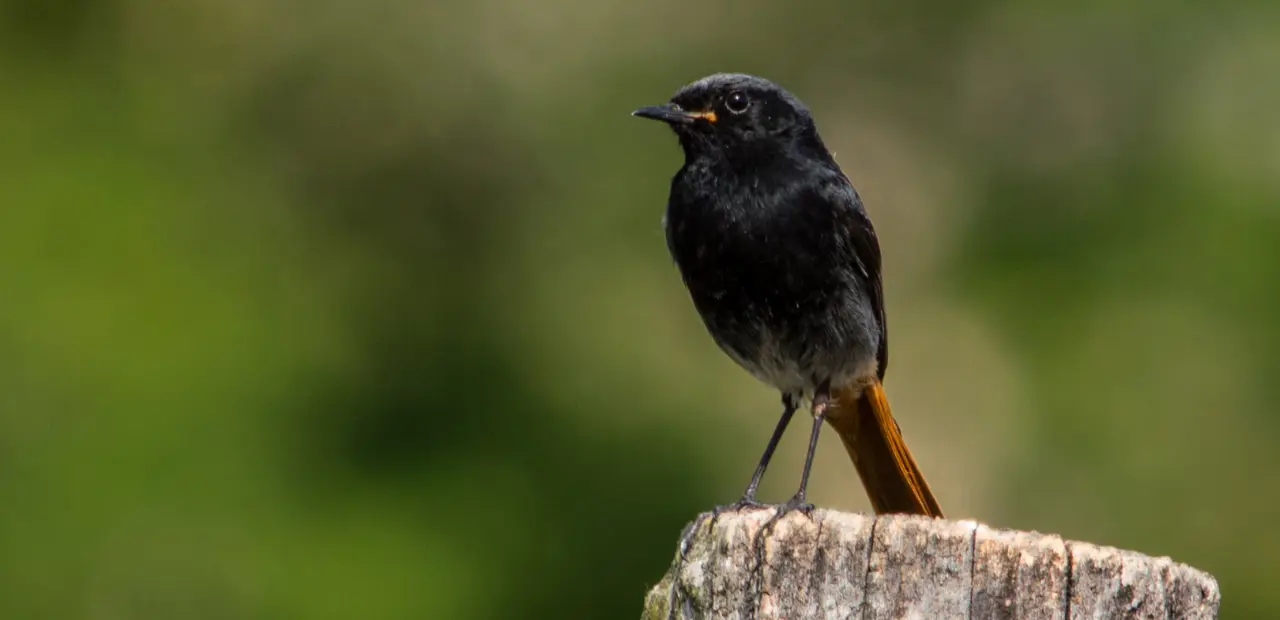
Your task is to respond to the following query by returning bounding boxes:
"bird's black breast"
[663,162,883,394]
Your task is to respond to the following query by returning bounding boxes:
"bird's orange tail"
[824,380,943,517]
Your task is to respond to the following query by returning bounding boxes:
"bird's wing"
[834,179,888,380]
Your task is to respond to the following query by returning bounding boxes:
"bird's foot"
[760,493,815,534]
[709,495,770,521]
[779,492,815,516]
[674,495,770,564]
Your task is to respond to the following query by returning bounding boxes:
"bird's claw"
[760,493,815,533]
[779,493,815,516]
[709,495,769,521]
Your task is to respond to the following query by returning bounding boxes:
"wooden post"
[641,508,1219,619]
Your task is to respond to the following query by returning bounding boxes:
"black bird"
[633,73,943,517]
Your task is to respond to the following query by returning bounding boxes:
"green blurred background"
[2,0,1277,617]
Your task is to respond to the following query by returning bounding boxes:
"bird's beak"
[631,103,716,125]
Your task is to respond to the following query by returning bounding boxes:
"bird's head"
[632,73,825,162]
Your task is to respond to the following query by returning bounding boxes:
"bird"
[632,73,943,518]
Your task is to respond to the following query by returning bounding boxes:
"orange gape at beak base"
[825,380,944,517]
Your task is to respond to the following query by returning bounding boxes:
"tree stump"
[641,508,1219,619]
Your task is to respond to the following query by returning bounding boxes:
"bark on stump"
[641,508,1219,619]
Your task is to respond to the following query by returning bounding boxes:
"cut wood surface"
[641,508,1219,619]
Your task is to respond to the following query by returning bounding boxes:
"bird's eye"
[724,91,750,114]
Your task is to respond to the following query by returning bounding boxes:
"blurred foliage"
[2,0,1279,617]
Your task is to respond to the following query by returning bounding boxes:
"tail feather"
[825,380,943,517]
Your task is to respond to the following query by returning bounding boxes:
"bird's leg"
[733,392,798,508]
[765,381,832,529]
[785,392,827,511]
[696,393,798,531]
